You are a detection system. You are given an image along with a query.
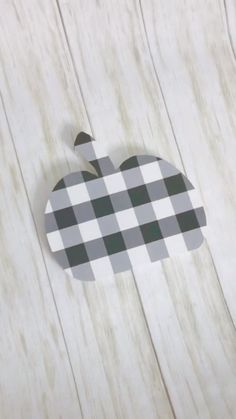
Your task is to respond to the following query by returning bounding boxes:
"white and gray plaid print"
[45,132,206,280]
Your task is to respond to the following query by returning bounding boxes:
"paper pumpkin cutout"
[45,132,206,280]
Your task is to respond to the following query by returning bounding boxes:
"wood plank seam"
[55,0,94,133]
[0,91,84,419]
[138,0,187,175]
[132,273,177,419]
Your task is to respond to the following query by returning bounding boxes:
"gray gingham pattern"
[45,132,206,280]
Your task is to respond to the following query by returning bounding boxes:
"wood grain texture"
[0,98,81,418]
[139,0,236,322]
[0,1,173,418]
[0,0,236,418]
[57,0,236,418]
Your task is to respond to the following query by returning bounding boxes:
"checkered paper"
[45,132,206,281]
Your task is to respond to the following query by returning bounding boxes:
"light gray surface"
[0,0,236,418]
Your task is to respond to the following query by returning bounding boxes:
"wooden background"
[0,0,236,418]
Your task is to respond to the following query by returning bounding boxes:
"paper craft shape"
[45,132,206,280]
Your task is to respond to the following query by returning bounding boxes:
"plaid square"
[134,203,156,225]
[50,189,71,211]
[45,212,58,233]
[103,232,126,255]
[90,256,113,277]
[122,227,144,249]
[86,177,108,199]
[140,161,162,183]
[164,234,187,255]
[85,238,107,260]
[194,207,206,226]
[140,221,163,243]
[78,142,97,161]
[92,195,114,217]
[170,192,192,214]
[54,207,77,229]
[104,172,126,194]
[60,225,83,248]
[128,185,150,207]
[159,215,181,237]
[152,197,175,219]
[176,209,200,232]
[74,202,95,223]
[45,133,206,280]
[79,219,102,242]
[164,174,188,196]
[187,189,202,209]
[116,208,139,230]
[110,191,133,212]
[67,183,90,205]
[146,240,169,262]
[66,243,89,266]
[183,229,204,250]
[91,157,115,177]
[97,214,120,235]
[70,262,95,281]
[146,180,168,201]
[47,230,64,251]
[128,245,150,266]
[158,160,179,178]
[121,167,144,188]
[54,249,70,269]
[63,172,87,187]
[109,251,131,274]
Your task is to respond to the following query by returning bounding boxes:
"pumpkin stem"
[74,132,116,177]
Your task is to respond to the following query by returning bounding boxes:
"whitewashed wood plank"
[134,246,236,419]
[57,0,236,417]
[0,2,174,418]
[139,0,236,323]
[0,100,81,418]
